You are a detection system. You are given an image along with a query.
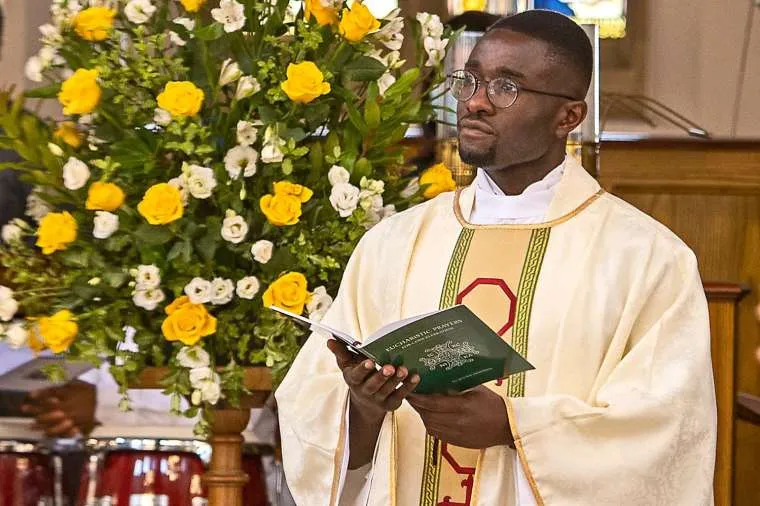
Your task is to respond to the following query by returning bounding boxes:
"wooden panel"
[598,140,760,506]
[706,292,739,506]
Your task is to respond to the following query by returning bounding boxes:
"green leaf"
[24,83,62,99]
[364,97,381,130]
[134,224,174,245]
[196,227,220,263]
[195,23,225,41]
[282,127,308,142]
[343,57,386,82]
[345,102,367,135]
[167,240,192,262]
[384,68,420,100]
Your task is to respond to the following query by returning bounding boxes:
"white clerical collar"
[470,158,566,225]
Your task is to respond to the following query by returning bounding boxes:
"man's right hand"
[327,339,419,469]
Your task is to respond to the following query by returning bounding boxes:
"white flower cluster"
[212,0,247,33]
[416,13,448,68]
[184,277,234,305]
[2,218,27,244]
[181,163,218,199]
[177,346,222,405]
[327,167,394,228]
[371,9,405,95]
[124,0,156,25]
[131,265,166,311]
[261,126,285,164]
[169,16,195,47]
[184,274,261,304]
[25,189,52,223]
[0,284,27,365]
[25,1,76,82]
[221,209,248,243]
[0,286,19,322]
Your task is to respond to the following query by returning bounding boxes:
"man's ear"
[555,101,588,138]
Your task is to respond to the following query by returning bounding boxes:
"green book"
[271,305,534,394]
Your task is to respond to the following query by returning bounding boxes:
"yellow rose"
[86,182,125,211]
[280,62,331,104]
[263,272,311,315]
[157,81,205,118]
[58,69,102,115]
[161,296,217,346]
[54,122,84,149]
[72,7,116,41]
[273,181,314,203]
[420,162,457,199]
[36,211,77,255]
[35,310,78,353]
[260,194,303,226]
[339,2,380,42]
[137,183,184,225]
[180,0,206,12]
[304,0,339,26]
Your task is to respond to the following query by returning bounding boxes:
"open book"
[271,305,534,394]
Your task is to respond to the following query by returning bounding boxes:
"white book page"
[361,309,440,346]
[269,306,359,347]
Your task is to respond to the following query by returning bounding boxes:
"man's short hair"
[488,10,594,96]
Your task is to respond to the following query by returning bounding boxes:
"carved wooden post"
[205,408,251,506]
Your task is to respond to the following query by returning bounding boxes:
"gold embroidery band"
[507,228,550,398]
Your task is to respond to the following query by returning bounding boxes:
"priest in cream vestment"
[276,10,716,506]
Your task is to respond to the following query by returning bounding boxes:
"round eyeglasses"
[447,69,580,109]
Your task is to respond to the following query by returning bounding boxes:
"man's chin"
[458,145,494,168]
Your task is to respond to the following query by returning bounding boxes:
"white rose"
[1,223,22,243]
[210,278,235,305]
[224,145,258,179]
[376,16,404,50]
[0,286,18,322]
[124,0,156,24]
[329,183,360,218]
[168,176,189,205]
[189,367,214,389]
[250,240,273,264]
[235,76,261,100]
[5,322,29,350]
[93,211,119,239]
[185,164,217,199]
[424,37,448,67]
[236,120,259,146]
[184,277,212,304]
[236,276,260,300]
[378,72,396,96]
[62,157,90,190]
[400,177,420,198]
[211,0,246,33]
[153,107,172,126]
[219,58,242,86]
[177,346,210,369]
[306,286,333,322]
[221,210,248,244]
[132,288,165,311]
[39,24,62,46]
[328,165,350,186]
[134,264,161,290]
[25,56,44,82]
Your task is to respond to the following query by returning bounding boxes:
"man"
[276,10,716,506]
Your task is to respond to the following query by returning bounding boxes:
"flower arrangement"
[0,0,456,432]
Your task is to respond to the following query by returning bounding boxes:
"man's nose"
[465,83,494,115]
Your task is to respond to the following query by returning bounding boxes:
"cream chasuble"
[276,157,717,506]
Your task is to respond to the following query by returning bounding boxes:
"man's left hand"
[407,386,513,449]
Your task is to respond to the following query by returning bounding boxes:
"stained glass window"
[532,0,626,38]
